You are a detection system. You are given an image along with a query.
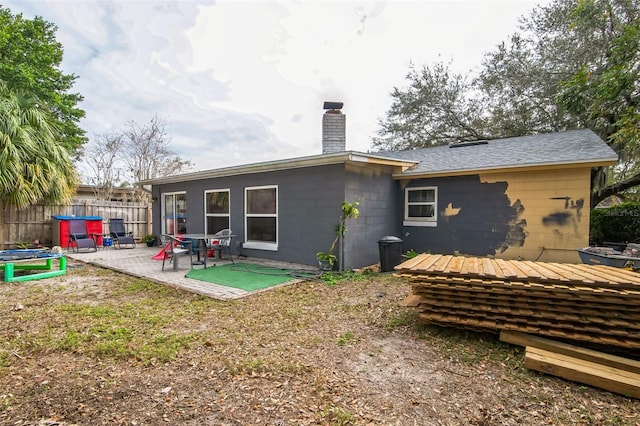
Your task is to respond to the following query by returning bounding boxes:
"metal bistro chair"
[109,218,136,249]
[68,219,98,253]
[161,235,193,271]
[208,229,234,264]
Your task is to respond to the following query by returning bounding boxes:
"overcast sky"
[6,0,548,179]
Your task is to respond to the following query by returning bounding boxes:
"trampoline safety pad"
[0,250,67,283]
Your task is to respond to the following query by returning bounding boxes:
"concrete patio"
[65,245,317,300]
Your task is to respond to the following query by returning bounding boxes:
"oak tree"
[374,0,639,205]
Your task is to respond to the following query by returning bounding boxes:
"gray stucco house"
[140,106,617,269]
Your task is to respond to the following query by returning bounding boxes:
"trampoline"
[0,249,67,283]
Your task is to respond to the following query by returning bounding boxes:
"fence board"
[1,199,151,249]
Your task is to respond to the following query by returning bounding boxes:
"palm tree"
[0,81,78,209]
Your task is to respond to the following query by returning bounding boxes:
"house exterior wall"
[480,167,591,263]
[344,163,402,269]
[276,165,346,266]
[400,167,592,263]
[150,162,400,269]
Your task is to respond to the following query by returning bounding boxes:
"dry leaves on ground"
[0,260,638,425]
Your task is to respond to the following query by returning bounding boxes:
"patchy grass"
[337,331,358,346]
[320,269,373,286]
[416,324,524,367]
[0,261,638,425]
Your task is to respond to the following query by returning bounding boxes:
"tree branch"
[592,171,640,206]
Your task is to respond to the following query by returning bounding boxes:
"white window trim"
[243,241,278,251]
[404,186,438,227]
[244,185,278,250]
[204,188,230,234]
[403,221,438,228]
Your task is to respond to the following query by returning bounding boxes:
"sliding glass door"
[162,192,187,235]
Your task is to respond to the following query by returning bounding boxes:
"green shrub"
[590,203,640,244]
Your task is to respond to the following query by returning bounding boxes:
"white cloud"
[5,0,547,178]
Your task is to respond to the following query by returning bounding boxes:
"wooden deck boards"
[397,254,640,288]
[397,254,640,351]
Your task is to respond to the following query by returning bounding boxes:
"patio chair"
[68,219,98,253]
[208,229,234,264]
[161,235,193,271]
[109,218,136,249]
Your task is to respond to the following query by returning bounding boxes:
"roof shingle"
[376,129,618,176]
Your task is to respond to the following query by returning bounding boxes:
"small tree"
[81,116,192,201]
[316,200,359,271]
[122,115,192,201]
[83,132,125,201]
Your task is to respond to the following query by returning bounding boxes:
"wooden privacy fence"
[0,199,152,249]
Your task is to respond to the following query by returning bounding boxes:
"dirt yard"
[0,259,638,425]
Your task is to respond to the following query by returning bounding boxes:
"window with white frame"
[205,189,230,234]
[244,185,278,250]
[404,186,438,227]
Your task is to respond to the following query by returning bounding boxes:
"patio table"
[179,234,236,268]
[179,234,216,268]
[0,249,67,282]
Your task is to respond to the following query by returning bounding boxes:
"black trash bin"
[378,236,403,272]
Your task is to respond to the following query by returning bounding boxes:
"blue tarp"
[52,215,103,220]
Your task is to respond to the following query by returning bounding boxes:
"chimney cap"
[323,101,343,110]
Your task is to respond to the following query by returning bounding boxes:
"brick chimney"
[322,101,345,154]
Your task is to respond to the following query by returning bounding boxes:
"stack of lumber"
[501,331,640,398]
[397,254,640,350]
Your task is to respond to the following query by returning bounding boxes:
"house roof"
[138,151,416,185]
[139,129,618,186]
[375,129,618,178]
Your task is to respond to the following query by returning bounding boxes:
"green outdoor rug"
[185,263,303,291]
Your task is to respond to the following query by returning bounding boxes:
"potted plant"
[316,200,359,271]
[316,251,337,271]
[141,234,156,247]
